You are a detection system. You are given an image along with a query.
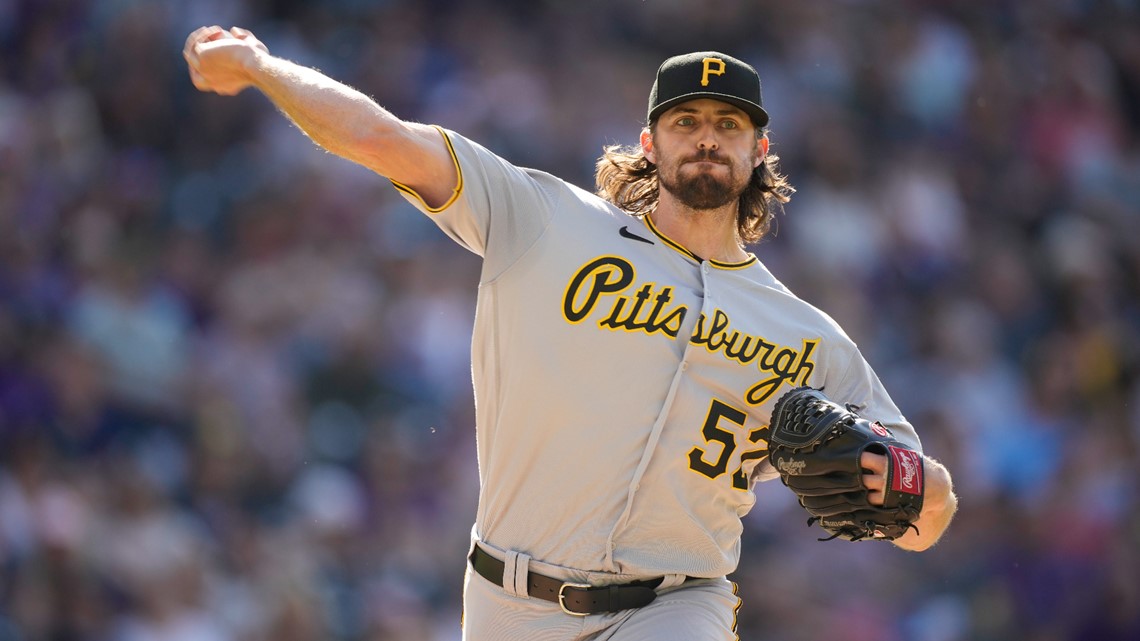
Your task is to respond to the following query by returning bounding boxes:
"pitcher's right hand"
[183,26,269,96]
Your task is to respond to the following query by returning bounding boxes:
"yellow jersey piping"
[644,214,757,270]
[389,125,463,213]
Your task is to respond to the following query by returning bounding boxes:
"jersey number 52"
[688,399,768,490]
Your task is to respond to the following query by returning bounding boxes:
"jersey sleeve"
[389,127,560,278]
[821,344,922,451]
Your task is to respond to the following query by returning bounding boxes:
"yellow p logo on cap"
[701,57,726,86]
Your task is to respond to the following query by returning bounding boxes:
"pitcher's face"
[643,99,764,210]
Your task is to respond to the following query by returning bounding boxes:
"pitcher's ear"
[640,129,656,164]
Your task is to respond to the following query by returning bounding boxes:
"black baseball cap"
[647,51,769,127]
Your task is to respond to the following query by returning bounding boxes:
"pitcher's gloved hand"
[767,386,924,541]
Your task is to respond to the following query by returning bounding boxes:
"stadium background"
[1,1,1138,639]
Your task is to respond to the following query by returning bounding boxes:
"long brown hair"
[595,129,795,244]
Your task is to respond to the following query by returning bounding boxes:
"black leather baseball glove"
[767,386,924,541]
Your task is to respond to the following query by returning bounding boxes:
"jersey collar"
[644,214,757,270]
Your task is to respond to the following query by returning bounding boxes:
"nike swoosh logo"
[619,226,654,245]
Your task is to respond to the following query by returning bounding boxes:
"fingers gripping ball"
[767,386,924,541]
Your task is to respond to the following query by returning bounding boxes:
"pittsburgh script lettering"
[690,311,817,404]
[563,256,687,337]
[563,256,817,401]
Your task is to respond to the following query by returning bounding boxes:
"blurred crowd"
[1,0,1138,640]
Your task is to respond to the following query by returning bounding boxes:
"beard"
[657,150,752,211]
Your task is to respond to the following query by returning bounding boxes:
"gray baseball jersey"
[394,128,920,580]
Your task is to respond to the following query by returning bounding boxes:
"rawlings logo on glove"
[767,386,924,541]
[889,446,923,494]
[773,457,806,476]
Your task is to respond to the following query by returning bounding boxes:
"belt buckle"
[557,582,592,616]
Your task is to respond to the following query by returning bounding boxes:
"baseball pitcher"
[184,27,958,641]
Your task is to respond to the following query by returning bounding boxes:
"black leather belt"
[469,546,684,616]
